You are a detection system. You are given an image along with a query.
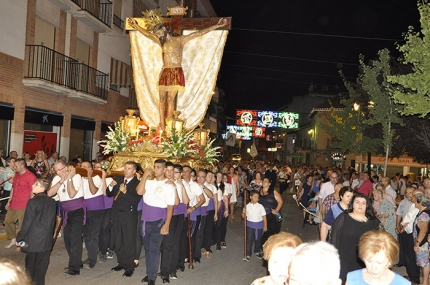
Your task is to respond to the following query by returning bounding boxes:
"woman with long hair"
[259,177,283,248]
[331,193,380,284]
[214,172,229,251]
[30,150,49,178]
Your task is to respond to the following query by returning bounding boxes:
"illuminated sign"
[236,110,299,129]
[226,125,266,140]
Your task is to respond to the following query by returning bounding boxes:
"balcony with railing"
[47,0,112,33]
[113,14,124,30]
[22,45,108,104]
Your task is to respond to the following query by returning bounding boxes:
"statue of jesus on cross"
[128,17,227,130]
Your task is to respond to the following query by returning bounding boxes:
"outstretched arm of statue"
[182,18,227,44]
[128,18,160,45]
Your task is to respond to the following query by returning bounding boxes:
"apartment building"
[0,0,218,160]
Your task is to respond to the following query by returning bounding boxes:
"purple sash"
[218,200,225,216]
[137,198,143,211]
[103,195,113,209]
[207,198,215,211]
[141,202,167,236]
[201,206,208,216]
[247,220,264,240]
[173,203,186,216]
[61,197,86,227]
[85,195,105,211]
[190,206,201,221]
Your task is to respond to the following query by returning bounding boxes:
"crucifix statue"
[126,7,231,131]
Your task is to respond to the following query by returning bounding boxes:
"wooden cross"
[125,6,232,34]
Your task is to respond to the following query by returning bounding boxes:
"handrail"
[24,45,108,100]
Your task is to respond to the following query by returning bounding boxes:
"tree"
[322,88,379,172]
[359,49,404,176]
[388,1,430,117]
[391,115,430,165]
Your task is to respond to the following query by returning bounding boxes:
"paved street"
[0,191,406,284]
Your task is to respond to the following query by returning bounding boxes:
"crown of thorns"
[142,9,163,33]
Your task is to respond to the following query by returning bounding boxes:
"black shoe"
[64,269,80,276]
[64,264,83,271]
[169,273,177,280]
[148,281,155,285]
[177,265,185,272]
[162,277,170,283]
[142,276,149,282]
[193,257,200,263]
[123,270,134,277]
[111,265,124,271]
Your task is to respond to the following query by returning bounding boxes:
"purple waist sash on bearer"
[247,220,264,240]
[201,206,208,216]
[190,206,201,221]
[103,195,113,209]
[207,198,215,211]
[141,202,167,236]
[61,197,86,227]
[86,195,105,211]
[173,203,186,216]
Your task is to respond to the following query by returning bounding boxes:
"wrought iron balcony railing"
[24,45,108,100]
[71,0,112,27]
[113,14,124,30]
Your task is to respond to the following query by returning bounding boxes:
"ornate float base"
[107,151,211,176]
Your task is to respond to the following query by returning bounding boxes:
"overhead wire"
[223,63,355,80]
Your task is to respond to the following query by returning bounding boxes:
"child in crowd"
[16,178,56,285]
[306,197,318,225]
[242,190,267,261]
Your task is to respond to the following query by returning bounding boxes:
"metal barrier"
[71,0,112,27]
[24,45,108,100]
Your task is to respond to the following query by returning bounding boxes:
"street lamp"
[353,103,362,172]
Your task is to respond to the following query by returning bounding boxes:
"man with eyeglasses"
[194,170,213,263]
[177,165,205,272]
[48,160,84,276]
[159,162,188,282]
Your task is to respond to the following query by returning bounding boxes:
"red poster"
[23,131,58,159]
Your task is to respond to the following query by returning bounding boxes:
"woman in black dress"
[259,177,284,248]
[330,193,380,284]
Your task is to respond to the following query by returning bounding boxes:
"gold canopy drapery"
[129,30,228,130]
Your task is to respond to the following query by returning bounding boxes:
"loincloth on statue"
[158,67,186,92]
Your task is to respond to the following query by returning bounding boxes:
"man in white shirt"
[382,176,397,201]
[137,159,176,285]
[49,161,84,276]
[318,173,338,220]
[177,165,205,273]
[80,161,103,269]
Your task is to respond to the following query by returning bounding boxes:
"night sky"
[209,0,420,117]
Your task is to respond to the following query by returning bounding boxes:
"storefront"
[355,155,429,177]
[0,103,14,154]
[70,116,96,161]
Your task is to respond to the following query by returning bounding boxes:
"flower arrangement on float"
[97,110,221,165]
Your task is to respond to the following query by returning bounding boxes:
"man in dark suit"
[16,178,56,285]
[106,161,142,277]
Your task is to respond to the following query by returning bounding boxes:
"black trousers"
[113,209,138,271]
[160,214,184,276]
[215,215,228,246]
[83,209,104,266]
[99,208,115,255]
[261,213,281,249]
[194,214,207,259]
[400,231,420,283]
[178,216,188,268]
[203,210,215,251]
[135,210,143,260]
[63,208,84,271]
[25,250,50,285]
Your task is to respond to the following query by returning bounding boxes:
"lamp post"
[353,103,362,172]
